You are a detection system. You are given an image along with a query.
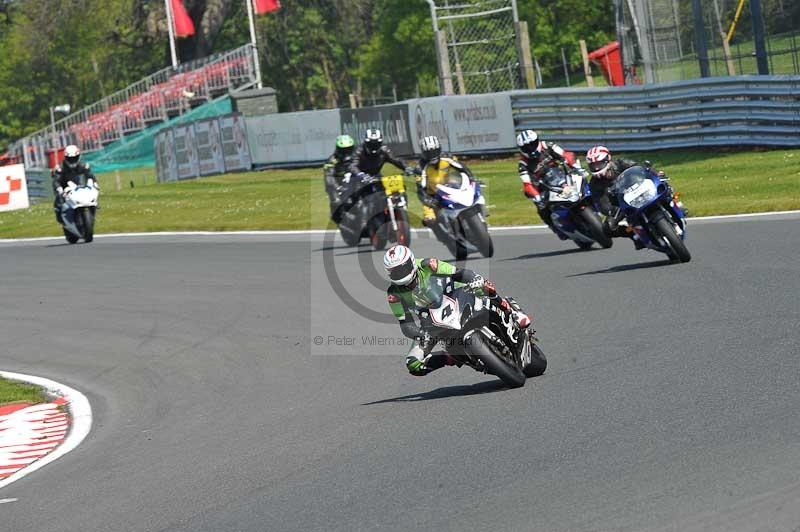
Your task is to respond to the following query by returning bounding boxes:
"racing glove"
[523,183,542,204]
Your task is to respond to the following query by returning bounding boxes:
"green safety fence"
[84,96,232,173]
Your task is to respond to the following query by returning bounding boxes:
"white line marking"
[0,498,18,504]
[0,372,92,490]
[0,210,798,243]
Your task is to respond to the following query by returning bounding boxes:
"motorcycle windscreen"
[413,277,445,309]
[612,166,649,197]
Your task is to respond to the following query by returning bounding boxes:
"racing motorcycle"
[537,165,612,250]
[426,159,493,260]
[610,165,690,262]
[338,174,411,250]
[417,281,546,388]
[60,176,99,244]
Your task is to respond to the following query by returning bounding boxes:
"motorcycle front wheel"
[81,209,95,243]
[523,343,547,378]
[467,332,525,388]
[462,211,494,258]
[578,208,612,248]
[654,217,691,263]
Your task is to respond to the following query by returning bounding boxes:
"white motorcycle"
[60,178,99,243]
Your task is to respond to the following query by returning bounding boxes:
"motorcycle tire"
[575,241,594,250]
[81,209,95,243]
[578,208,612,248]
[340,226,360,247]
[523,343,547,378]
[370,228,387,251]
[463,211,494,258]
[467,332,525,388]
[63,228,79,244]
[654,217,691,263]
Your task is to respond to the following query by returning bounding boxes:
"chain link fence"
[619,0,800,83]
[432,0,523,94]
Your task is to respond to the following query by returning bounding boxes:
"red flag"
[253,0,281,15]
[170,0,195,37]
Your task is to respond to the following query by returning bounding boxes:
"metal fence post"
[750,0,770,75]
[691,0,710,77]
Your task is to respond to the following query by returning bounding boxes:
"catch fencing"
[152,74,799,182]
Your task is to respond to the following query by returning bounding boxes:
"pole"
[516,20,536,89]
[164,0,179,68]
[614,0,627,85]
[691,0,710,77]
[246,0,264,88]
[750,0,770,75]
[579,40,594,87]
[49,106,57,150]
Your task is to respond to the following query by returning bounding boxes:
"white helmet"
[364,129,383,155]
[64,145,81,169]
[515,130,540,157]
[586,145,612,179]
[383,245,417,286]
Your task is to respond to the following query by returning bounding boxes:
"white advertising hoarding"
[246,109,340,165]
[0,164,30,212]
[174,124,199,180]
[195,119,226,176]
[220,114,252,172]
[409,93,515,155]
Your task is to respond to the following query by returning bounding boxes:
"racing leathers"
[323,152,354,222]
[588,158,638,219]
[387,258,529,376]
[518,141,581,229]
[415,156,473,241]
[52,163,96,224]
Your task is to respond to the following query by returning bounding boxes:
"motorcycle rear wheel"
[467,333,525,388]
[63,228,79,244]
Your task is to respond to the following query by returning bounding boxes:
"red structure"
[588,41,627,86]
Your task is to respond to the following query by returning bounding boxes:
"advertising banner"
[0,164,30,212]
[409,93,515,155]
[220,114,252,171]
[340,104,413,156]
[174,123,200,180]
[155,128,178,183]
[246,109,339,166]
[195,119,226,176]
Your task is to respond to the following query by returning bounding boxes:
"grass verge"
[0,376,47,406]
[0,148,798,238]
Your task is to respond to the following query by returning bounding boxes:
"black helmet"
[364,129,383,155]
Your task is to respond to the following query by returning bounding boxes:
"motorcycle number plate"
[428,295,461,329]
[382,175,405,196]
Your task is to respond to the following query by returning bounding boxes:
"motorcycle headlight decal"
[623,180,658,208]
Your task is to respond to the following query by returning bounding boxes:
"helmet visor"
[588,160,609,174]
[388,260,416,285]
[366,139,382,154]
[65,156,79,168]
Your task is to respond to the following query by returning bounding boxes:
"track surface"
[1,214,799,532]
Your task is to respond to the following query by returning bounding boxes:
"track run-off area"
[1,212,799,532]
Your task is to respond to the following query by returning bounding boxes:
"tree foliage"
[0,0,621,149]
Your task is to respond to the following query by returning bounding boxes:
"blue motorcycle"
[610,166,690,262]
[539,166,612,250]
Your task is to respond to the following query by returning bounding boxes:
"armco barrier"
[511,76,800,152]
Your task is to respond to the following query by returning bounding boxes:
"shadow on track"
[502,247,587,261]
[567,259,673,277]
[363,379,506,404]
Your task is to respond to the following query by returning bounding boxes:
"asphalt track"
[1,213,799,532]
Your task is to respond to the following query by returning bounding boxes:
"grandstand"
[10,44,259,170]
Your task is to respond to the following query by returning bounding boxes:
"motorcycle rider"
[383,244,531,376]
[586,145,682,248]
[52,145,96,224]
[414,135,474,240]
[516,130,584,231]
[323,134,356,222]
[344,129,412,210]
